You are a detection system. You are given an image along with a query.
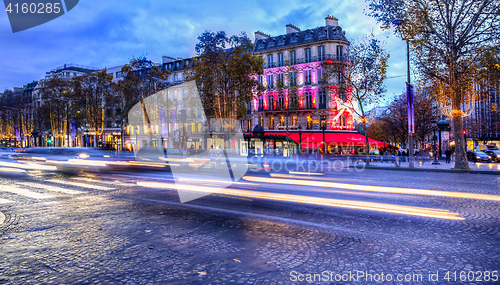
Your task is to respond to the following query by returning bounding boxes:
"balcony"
[263,54,351,69]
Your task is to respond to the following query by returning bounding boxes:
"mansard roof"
[254,25,349,53]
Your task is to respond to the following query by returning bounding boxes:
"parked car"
[466,151,490,162]
[484,150,500,163]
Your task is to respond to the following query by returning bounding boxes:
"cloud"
[1,0,407,100]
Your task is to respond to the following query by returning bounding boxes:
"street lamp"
[298,125,302,154]
[321,123,326,155]
[392,18,415,168]
[431,120,440,165]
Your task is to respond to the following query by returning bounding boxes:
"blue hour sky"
[0,0,409,105]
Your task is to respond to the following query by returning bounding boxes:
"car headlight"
[79,153,90,159]
[476,156,481,159]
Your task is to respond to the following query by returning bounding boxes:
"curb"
[0,211,5,226]
[349,165,500,175]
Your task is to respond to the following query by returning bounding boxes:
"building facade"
[246,16,355,133]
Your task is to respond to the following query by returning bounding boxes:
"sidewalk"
[355,158,500,175]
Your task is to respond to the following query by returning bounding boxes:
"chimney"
[286,23,300,34]
[325,15,338,26]
[254,31,271,40]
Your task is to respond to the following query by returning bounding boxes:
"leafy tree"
[323,32,389,159]
[118,56,170,146]
[36,77,70,146]
[367,0,500,169]
[70,70,114,147]
[190,30,264,127]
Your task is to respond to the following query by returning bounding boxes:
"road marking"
[137,181,464,220]
[250,175,500,202]
[46,179,114,190]
[0,185,54,199]
[0,198,14,204]
[71,177,135,187]
[16,182,83,195]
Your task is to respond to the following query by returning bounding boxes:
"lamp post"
[392,18,414,168]
[321,123,326,155]
[431,120,440,165]
[298,125,302,154]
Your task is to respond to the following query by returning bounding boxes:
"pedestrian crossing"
[0,177,123,204]
[16,182,83,195]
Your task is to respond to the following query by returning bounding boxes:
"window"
[305,48,311,62]
[73,73,76,76]
[270,117,275,130]
[278,93,284,108]
[267,54,274,68]
[317,68,324,82]
[306,116,313,130]
[290,50,296,64]
[259,117,264,127]
[319,91,327,109]
[66,72,70,76]
[318,46,325,61]
[175,62,179,69]
[340,116,346,128]
[248,120,251,132]
[292,116,297,128]
[289,72,297,86]
[266,74,274,89]
[198,123,202,134]
[183,73,187,81]
[247,102,252,114]
[290,94,298,109]
[258,96,264,111]
[305,92,312,109]
[320,115,326,129]
[268,94,274,111]
[116,71,122,78]
[304,70,312,85]
[278,53,284,66]
[277,73,284,87]
[258,75,263,86]
[337,45,344,61]
[174,74,178,82]
[280,116,285,127]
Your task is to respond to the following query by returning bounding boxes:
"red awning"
[337,133,388,147]
[248,131,389,148]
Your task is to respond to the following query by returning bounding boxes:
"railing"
[264,54,351,68]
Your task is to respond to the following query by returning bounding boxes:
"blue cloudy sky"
[1,0,409,104]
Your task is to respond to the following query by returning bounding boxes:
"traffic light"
[47,138,52,144]
[462,130,466,135]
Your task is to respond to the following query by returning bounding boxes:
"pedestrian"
[209,145,216,170]
[445,148,451,163]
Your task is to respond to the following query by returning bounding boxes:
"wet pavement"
[0,168,499,284]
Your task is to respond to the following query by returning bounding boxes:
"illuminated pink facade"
[246,16,355,132]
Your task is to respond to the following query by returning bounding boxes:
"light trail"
[136,181,464,220]
[46,179,114,191]
[249,175,500,202]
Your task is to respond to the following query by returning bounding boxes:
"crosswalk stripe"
[46,179,113,190]
[0,198,14,204]
[71,177,135,187]
[16,182,83,195]
[0,185,54,199]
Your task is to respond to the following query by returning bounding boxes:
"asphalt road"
[0,166,499,284]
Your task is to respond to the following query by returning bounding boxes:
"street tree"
[70,70,114,147]
[190,30,264,129]
[118,56,170,146]
[323,32,389,158]
[367,0,500,169]
[36,76,70,146]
